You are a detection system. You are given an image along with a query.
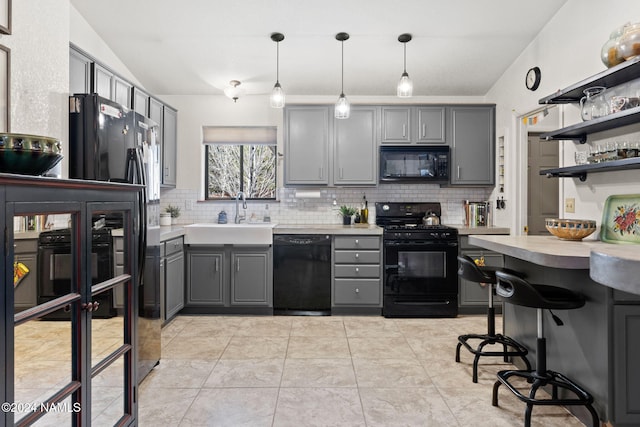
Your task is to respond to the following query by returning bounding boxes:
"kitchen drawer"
[14,239,37,253]
[334,236,380,250]
[334,264,380,278]
[334,250,380,264]
[165,237,184,256]
[334,279,380,305]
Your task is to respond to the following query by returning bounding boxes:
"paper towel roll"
[295,190,322,199]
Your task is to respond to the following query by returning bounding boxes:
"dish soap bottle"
[262,204,271,223]
[361,194,369,224]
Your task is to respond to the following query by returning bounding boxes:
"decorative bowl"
[545,218,597,241]
[0,133,63,176]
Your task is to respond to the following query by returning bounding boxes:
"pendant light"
[270,32,285,108]
[397,33,413,98]
[335,32,350,119]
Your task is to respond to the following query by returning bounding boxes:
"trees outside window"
[206,144,276,200]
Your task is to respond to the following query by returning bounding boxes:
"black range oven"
[376,202,458,318]
[37,228,116,319]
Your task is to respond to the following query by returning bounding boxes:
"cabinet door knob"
[355,288,360,293]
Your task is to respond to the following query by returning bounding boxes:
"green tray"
[600,194,640,244]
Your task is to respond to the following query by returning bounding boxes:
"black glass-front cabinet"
[1,174,141,426]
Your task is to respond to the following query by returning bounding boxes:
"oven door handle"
[384,241,457,247]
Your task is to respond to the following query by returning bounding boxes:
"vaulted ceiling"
[71,0,568,97]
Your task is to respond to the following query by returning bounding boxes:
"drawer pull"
[355,253,359,258]
[355,288,360,294]
[355,267,359,273]
[355,239,359,245]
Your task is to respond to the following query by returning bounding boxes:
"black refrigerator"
[69,93,161,383]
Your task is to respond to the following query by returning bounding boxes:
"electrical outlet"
[565,198,575,213]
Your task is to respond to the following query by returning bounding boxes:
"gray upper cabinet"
[69,48,91,95]
[449,105,495,186]
[333,106,378,185]
[381,107,411,143]
[133,88,150,116]
[162,106,178,187]
[113,75,133,108]
[92,63,112,100]
[381,106,446,144]
[285,106,330,185]
[416,107,446,143]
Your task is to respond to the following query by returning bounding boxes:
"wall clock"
[526,67,541,91]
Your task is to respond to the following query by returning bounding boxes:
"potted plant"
[165,204,181,224]
[338,205,357,225]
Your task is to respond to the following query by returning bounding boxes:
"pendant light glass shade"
[270,33,285,108]
[270,82,285,108]
[335,32,350,119]
[397,34,413,98]
[335,93,350,119]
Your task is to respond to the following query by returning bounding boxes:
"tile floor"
[138,315,587,426]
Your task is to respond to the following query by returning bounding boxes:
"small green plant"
[338,205,357,217]
[165,204,181,218]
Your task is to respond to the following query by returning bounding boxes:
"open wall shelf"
[540,157,640,181]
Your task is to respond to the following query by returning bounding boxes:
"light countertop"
[450,225,510,235]
[469,234,640,295]
[274,224,383,235]
[160,225,186,241]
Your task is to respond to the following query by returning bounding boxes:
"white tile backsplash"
[161,185,492,226]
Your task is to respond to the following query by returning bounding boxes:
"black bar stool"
[455,255,530,382]
[492,270,599,427]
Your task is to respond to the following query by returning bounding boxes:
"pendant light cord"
[276,41,280,83]
[340,39,345,95]
[403,42,407,74]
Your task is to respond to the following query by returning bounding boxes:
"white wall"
[486,0,640,233]
[2,0,69,176]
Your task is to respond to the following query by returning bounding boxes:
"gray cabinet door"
[230,250,272,306]
[149,97,164,149]
[69,48,91,95]
[113,75,133,108]
[613,305,640,425]
[133,88,150,116]
[187,251,225,305]
[334,106,377,185]
[381,107,411,143]
[450,106,495,185]
[165,248,184,320]
[285,106,330,184]
[92,63,113,100]
[162,106,178,187]
[416,107,446,144]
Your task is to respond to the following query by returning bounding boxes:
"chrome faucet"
[234,191,247,223]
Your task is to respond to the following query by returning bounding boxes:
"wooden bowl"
[545,218,597,241]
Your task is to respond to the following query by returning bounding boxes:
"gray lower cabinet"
[332,236,382,311]
[230,249,272,306]
[13,238,38,311]
[114,234,125,308]
[613,304,640,425]
[450,105,495,185]
[186,248,225,306]
[186,245,272,312]
[164,237,184,320]
[458,236,503,314]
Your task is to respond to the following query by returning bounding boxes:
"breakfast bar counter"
[468,234,640,427]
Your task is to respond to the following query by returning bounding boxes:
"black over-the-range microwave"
[379,145,449,183]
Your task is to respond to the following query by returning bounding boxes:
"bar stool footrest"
[456,334,531,383]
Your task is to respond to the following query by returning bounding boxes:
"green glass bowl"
[0,133,63,176]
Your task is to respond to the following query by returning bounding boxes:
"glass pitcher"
[580,86,608,121]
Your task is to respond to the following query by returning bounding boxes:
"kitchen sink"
[183,223,276,245]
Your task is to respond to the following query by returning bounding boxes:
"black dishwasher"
[273,234,331,315]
